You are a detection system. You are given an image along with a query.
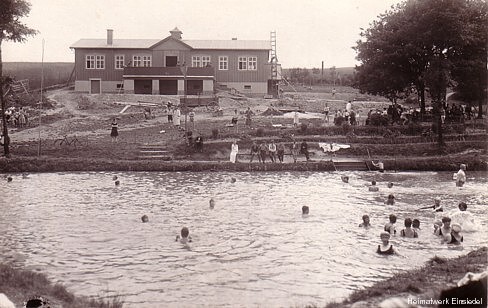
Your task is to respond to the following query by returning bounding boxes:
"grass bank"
[0,262,123,308]
[0,152,486,173]
[326,247,487,308]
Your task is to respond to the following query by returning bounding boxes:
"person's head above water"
[458,202,467,211]
[181,227,190,238]
[302,206,309,215]
[387,182,394,188]
[209,198,215,209]
[412,219,420,229]
[362,214,370,224]
[441,216,451,225]
[386,194,395,205]
[380,231,391,242]
[389,214,397,223]
[141,215,149,223]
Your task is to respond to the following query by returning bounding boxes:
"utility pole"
[38,39,45,156]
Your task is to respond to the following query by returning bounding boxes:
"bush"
[211,128,219,139]
[334,116,344,126]
[368,113,389,126]
[256,127,264,137]
[341,122,352,135]
[406,122,423,135]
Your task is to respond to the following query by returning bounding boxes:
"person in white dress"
[174,108,181,128]
[230,140,239,163]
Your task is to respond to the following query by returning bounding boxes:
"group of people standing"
[230,139,311,163]
[166,101,182,129]
[4,106,28,128]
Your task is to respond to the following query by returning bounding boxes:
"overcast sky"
[2,0,401,68]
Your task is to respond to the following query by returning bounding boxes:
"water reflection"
[1,171,487,307]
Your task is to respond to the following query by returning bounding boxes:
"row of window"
[85,55,258,71]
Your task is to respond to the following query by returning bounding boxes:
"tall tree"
[0,0,37,157]
[354,0,487,120]
[450,0,488,119]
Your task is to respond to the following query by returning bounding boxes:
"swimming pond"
[1,171,487,307]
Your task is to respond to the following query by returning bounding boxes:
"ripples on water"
[1,171,487,307]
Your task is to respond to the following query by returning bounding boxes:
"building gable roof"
[71,38,270,50]
[149,36,193,50]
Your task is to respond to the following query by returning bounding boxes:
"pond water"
[1,171,487,307]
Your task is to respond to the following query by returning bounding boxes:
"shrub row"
[208,123,475,142]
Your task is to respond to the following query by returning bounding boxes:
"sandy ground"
[9,88,390,147]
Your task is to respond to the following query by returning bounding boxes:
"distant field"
[3,62,74,90]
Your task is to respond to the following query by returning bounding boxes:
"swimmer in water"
[369,180,379,192]
[341,175,349,183]
[176,227,192,244]
[115,180,120,186]
[384,214,397,235]
[412,219,421,234]
[302,206,309,216]
[385,194,395,205]
[449,202,478,232]
[455,164,467,187]
[141,215,149,223]
[209,198,215,209]
[230,177,236,183]
[445,223,463,245]
[435,217,452,242]
[113,175,118,181]
[359,214,370,228]
[387,182,394,188]
[400,218,418,238]
[7,176,13,182]
[376,232,399,255]
[372,160,385,173]
[418,197,443,212]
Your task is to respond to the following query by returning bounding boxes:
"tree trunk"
[478,91,484,119]
[0,39,11,157]
[419,84,426,116]
[437,103,444,146]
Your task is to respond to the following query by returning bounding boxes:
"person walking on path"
[293,111,300,127]
[245,107,253,127]
[110,118,118,142]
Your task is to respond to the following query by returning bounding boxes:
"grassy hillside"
[3,62,74,90]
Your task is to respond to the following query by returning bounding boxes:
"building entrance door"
[90,79,101,94]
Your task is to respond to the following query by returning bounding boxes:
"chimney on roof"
[232,37,237,40]
[107,29,113,45]
[170,27,182,40]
